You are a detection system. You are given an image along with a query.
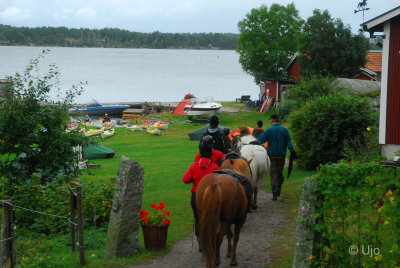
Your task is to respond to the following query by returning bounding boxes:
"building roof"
[365,51,382,72]
[337,78,381,94]
[284,52,299,71]
[362,6,400,33]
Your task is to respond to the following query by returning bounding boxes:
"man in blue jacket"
[257,114,295,201]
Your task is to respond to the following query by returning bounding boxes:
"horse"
[232,134,270,210]
[196,157,252,268]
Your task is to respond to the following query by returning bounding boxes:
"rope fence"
[1,186,87,267]
[1,200,78,226]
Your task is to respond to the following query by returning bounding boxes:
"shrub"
[290,92,376,170]
[0,177,115,234]
[289,76,341,104]
[276,98,299,122]
[312,161,400,267]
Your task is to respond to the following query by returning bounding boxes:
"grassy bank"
[14,106,312,267]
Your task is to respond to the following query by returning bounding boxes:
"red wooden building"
[363,6,400,158]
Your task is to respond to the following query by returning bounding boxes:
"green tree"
[237,3,302,82]
[299,9,369,78]
[0,51,88,185]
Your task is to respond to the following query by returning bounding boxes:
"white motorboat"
[184,97,222,118]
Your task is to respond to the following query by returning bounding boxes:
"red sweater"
[182,157,220,192]
[194,149,226,166]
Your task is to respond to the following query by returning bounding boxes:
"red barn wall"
[386,15,400,144]
[287,59,301,82]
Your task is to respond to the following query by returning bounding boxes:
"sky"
[0,0,399,34]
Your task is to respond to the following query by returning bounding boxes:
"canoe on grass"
[147,127,161,135]
[101,128,115,140]
[123,124,143,131]
[84,127,105,137]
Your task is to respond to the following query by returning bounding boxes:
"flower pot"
[394,156,400,161]
[141,224,169,249]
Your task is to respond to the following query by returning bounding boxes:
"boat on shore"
[69,99,130,115]
[101,128,115,140]
[183,97,222,118]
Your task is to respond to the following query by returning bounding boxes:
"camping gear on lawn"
[188,124,225,141]
[172,99,191,115]
[83,144,116,160]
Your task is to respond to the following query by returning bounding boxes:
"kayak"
[123,124,143,131]
[147,127,161,135]
[101,128,115,139]
[84,127,105,137]
[143,121,168,129]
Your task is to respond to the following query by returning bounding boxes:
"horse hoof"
[230,261,238,266]
[251,204,258,210]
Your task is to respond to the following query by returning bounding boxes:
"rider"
[103,113,111,123]
[194,135,226,166]
[202,115,228,153]
[182,135,220,251]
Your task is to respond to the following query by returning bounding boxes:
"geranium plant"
[184,93,195,99]
[140,201,171,227]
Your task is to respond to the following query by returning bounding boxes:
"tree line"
[0,24,239,50]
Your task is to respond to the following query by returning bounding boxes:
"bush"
[312,161,400,267]
[290,76,341,104]
[0,178,115,234]
[276,98,299,122]
[290,92,376,170]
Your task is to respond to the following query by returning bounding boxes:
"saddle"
[217,152,247,167]
[212,169,253,208]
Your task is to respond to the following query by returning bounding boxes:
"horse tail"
[199,182,222,267]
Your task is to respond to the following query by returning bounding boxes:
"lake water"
[0,46,258,104]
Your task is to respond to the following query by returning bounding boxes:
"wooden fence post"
[1,196,14,268]
[76,186,85,265]
[70,189,76,252]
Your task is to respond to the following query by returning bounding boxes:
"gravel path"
[129,189,291,268]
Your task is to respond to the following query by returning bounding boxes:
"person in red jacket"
[194,135,226,165]
[182,135,220,251]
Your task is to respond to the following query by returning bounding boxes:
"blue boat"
[69,99,130,115]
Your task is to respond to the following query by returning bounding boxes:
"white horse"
[232,135,270,210]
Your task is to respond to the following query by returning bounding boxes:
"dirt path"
[129,189,291,268]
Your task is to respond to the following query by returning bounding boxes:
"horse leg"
[251,186,258,210]
[230,219,245,266]
[226,226,233,258]
[215,229,225,266]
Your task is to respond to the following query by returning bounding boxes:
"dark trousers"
[269,157,285,187]
[191,191,199,236]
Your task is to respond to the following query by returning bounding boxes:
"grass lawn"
[13,107,314,267]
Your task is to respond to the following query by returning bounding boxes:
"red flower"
[140,202,171,227]
[369,144,373,147]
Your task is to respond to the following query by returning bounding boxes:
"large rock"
[292,177,318,268]
[105,156,144,258]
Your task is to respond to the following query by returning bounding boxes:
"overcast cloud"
[0,0,398,33]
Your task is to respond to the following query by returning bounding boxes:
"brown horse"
[196,157,252,267]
